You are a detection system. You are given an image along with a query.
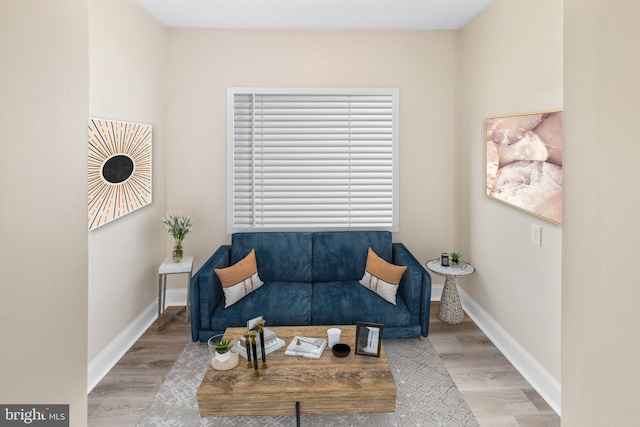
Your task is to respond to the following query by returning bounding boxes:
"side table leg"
[158,273,166,331]
[439,276,465,324]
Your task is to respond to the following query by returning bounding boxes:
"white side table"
[158,256,193,331]
[426,259,475,324]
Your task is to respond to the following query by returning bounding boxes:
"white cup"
[327,328,341,348]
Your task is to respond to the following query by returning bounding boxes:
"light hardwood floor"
[428,302,560,427]
[88,302,560,426]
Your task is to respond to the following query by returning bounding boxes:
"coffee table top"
[197,325,397,418]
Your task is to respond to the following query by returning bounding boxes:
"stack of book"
[284,336,327,359]
[236,327,286,359]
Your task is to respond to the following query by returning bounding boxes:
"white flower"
[162,212,193,244]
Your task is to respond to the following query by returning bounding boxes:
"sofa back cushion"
[231,232,312,282]
[312,231,392,282]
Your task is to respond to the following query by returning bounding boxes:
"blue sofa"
[190,231,431,343]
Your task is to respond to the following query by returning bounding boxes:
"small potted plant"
[162,212,192,262]
[214,338,231,362]
[207,333,239,369]
[450,252,463,268]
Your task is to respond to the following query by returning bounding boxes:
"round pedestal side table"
[426,259,475,324]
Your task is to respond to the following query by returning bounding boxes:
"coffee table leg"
[296,401,300,427]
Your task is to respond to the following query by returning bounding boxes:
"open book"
[284,336,327,359]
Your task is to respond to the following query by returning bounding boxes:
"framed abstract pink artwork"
[486,111,563,225]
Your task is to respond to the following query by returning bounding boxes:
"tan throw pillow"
[359,247,407,305]
[215,249,264,308]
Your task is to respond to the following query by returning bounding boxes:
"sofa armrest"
[393,243,432,337]
[189,245,230,342]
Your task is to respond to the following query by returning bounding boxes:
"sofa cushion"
[211,281,312,331]
[311,281,411,327]
[312,231,393,282]
[215,249,264,308]
[359,247,407,305]
[231,233,312,282]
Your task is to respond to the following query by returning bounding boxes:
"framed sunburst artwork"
[88,118,152,230]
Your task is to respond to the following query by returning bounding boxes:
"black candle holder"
[249,331,261,378]
[243,332,253,369]
[256,319,269,369]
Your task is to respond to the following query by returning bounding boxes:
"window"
[227,88,399,233]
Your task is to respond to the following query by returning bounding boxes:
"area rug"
[136,338,478,427]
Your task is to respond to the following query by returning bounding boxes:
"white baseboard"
[87,289,188,393]
[431,283,561,415]
[431,284,443,301]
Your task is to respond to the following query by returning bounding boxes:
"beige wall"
[563,0,640,425]
[88,0,168,361]
[166,29,458,271]
[457,0,563,384]
[0,1,89,425]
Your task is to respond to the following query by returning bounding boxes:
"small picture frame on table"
[440,252,449,267]
[247,315,263,331]
[355,322,383,357]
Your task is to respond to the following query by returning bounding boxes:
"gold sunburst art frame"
[88,118,152,230]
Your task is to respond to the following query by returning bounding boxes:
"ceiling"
[135,0,495,30]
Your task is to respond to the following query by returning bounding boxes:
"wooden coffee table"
[197,325,397,423]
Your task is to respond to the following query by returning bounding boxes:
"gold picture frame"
[486,111,563,225]
[88,118,152,230]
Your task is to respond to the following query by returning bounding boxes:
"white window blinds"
[228,88,399,233]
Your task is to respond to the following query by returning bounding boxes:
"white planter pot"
[215,351,231,363]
